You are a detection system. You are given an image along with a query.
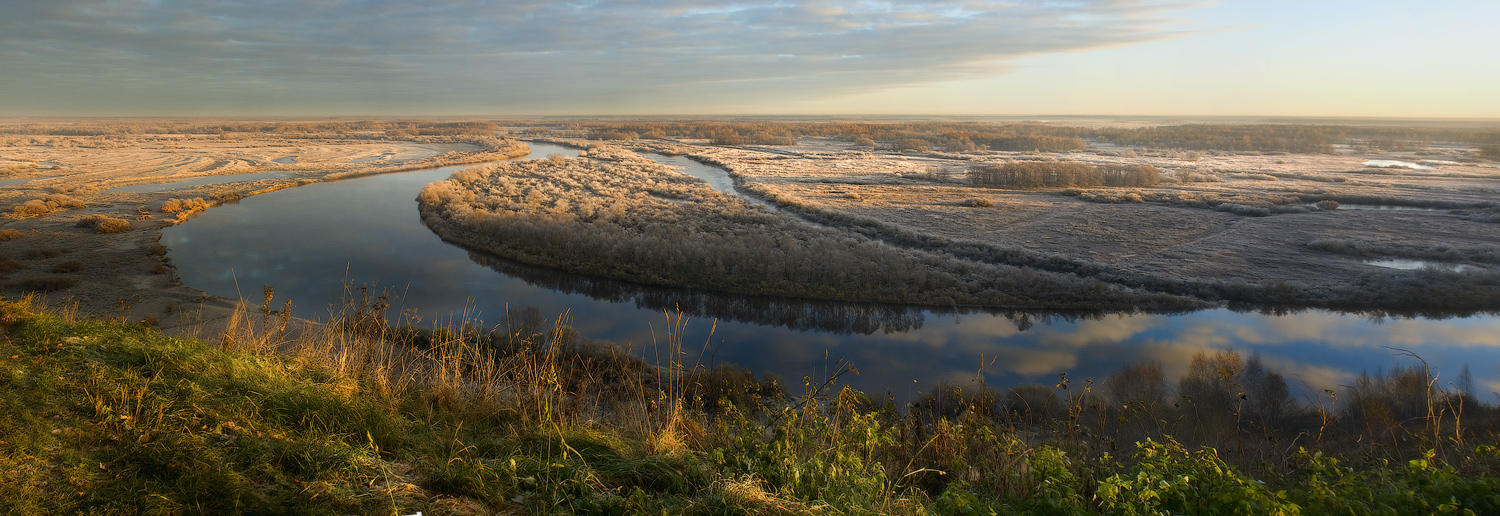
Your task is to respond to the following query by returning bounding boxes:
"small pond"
[161,143,1500,402]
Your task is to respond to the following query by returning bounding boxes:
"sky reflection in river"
[160,144,1500,403]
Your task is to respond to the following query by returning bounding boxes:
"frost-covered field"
[575,136,1500,311]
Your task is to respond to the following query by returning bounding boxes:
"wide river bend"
[162,143,1500,402]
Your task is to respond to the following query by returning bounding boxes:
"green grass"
[4,296,1500,515]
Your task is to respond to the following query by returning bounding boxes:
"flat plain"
[3,118,1500,327]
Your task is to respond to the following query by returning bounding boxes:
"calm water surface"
[162,143,1500,401]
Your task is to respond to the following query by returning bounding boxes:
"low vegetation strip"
[416,146,1193,311]
[6,296,1500,514]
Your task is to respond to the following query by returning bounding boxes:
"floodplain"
[5,118,1500,513]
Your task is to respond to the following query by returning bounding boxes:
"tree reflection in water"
[465,250,1109,336]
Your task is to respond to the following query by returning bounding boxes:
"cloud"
[0,0,1203,114]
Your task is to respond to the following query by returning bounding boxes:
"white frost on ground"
[1363,160,1433,170]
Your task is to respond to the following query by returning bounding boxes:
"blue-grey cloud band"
[0,0,1199,114]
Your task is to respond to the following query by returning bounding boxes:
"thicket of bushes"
[969,162,1160,189]
[74,215,131,233]
[1308,238,1500,264]
[7,194,84,218]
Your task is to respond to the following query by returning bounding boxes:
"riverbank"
[5,296,1500,514]
[0,127,529,333]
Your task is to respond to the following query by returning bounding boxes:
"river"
[160,142,1500,402]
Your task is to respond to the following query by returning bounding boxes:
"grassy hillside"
[3,296,1500,515]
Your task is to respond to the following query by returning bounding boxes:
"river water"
[161,143,1500,402]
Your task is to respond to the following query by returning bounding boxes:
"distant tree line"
[0,120,506,138]
[549,120,1500,154]
[6,119,1496,153]
[969,162,1160,188]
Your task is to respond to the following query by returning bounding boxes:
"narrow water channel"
[161,143,1500,402]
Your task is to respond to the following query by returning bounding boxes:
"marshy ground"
[569,134,1500,311]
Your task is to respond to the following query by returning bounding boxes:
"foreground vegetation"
[5,295,1500,514]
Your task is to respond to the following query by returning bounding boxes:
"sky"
[1,0,1496,117]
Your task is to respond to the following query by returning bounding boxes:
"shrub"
[0,229,21,241]
[1097,438,1301,515]
[589,130,638,141]
[942,138,979,152]
[214,192,244,204]
[1214,203,1271,217]
[1480,145,1500,160]
[959,198,994,208]
[160,197,210,214]
[1105,362,1167,407]
[969,161,1102,189]
[1315,200,1340,210]
[1101,164,1160,187]
[76,215,132,233]
[852,137,875,148]
[10,195,85,217]
[895,138,932,152]
[0,258,22,273]
[11,200,51,216]
[981,135,1087,152]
